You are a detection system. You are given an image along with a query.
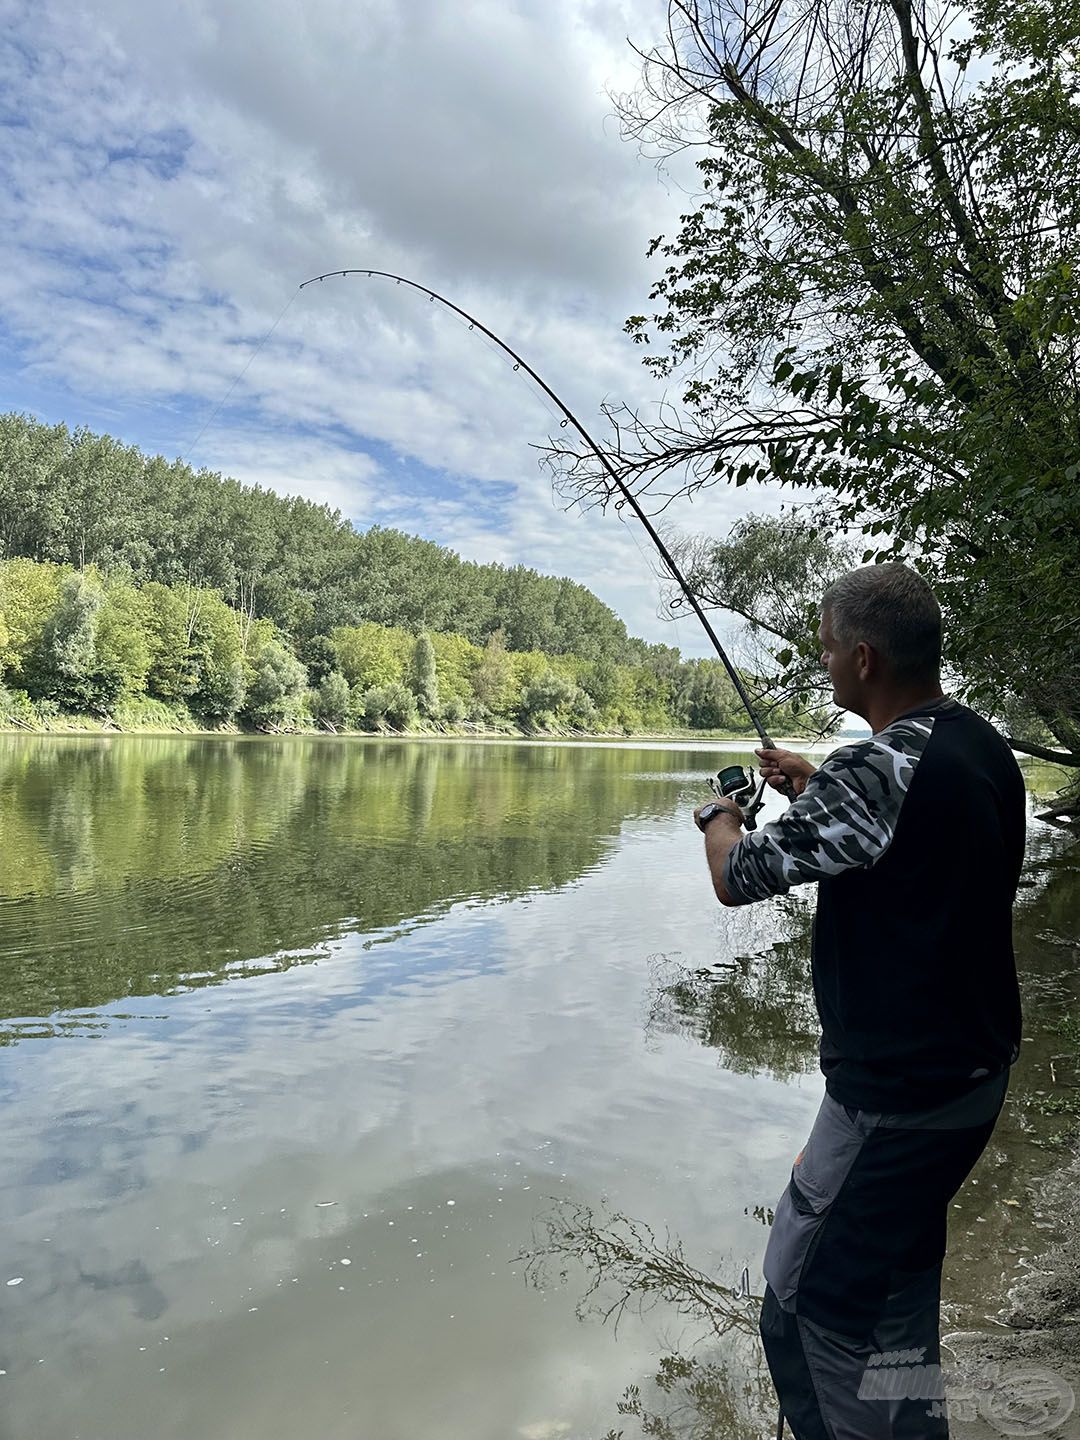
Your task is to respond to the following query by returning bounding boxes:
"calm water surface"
[0,735,1076,1439]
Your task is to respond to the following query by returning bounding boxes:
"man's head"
[819,564,942,715]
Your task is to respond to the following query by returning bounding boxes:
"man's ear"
[854,640,876,680]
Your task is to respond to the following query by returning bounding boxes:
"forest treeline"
[0,412,635,658]
[0,414,807,736]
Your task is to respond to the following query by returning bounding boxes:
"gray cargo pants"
[760,1073,1007,1439]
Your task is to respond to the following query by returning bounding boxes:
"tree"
[359,681,416,732]
[243,639,308,729]
[142,581,198,703]
[32,570,115,712]
[473,628,516,714]
[429,631,481,710]
[552,0,1080,774]
[667,516,856,725]
[312,669,351,730]
[331,622,406,691]
[408,633,440,719]
[96,572,152,702]
[675,661,739,732]
[579,657,621,713]
[0,558,65,680]
[519,669,577,730]
[300,634,338,687]
[189,593,246,722]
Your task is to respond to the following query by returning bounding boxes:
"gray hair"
[822,564,942,681]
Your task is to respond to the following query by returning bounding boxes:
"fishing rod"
[298,268,797,820]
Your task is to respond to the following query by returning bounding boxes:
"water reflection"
[646,895,819,1082]
[0,735,680,1030]
[542,789,1080,1440]
[522,1200,773,1440]
[1,737,1075,1440]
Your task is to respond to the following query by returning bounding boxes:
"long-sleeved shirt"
[723,698,1025,1110]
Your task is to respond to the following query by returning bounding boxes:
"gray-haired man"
[694,564,1025,1439]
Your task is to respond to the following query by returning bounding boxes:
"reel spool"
[709,763,768,831]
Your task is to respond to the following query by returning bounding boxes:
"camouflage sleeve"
[721,717,936,905]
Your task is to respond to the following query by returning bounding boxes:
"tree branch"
[1005,737,1080,767]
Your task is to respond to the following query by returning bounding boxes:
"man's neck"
[866,683,945,735]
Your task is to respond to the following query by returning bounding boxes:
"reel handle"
[710,762,796,828]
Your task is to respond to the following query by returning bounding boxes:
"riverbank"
[946,832,1080,1436]
[948,1140,1080,1437]
[0,712,801,746]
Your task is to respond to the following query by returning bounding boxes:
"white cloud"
[0,0,776,652]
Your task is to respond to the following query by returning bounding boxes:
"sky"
[0,0,788,653]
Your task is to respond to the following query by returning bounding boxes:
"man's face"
[819,608,862,713]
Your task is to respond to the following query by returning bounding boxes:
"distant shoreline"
[0,716,846,748]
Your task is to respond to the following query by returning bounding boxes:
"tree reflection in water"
[520,1200,775,1439]
[647,894,819,1082]
[514,900,822,1436]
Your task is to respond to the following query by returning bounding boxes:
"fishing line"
[297,269,792,786]
[180,289,300,464]
[456,302,680,650]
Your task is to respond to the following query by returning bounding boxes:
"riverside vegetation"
[0,413,816,739]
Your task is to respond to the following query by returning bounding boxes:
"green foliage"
[243,639,308,729]
[408,633,440,719]
[429,631,480,708]
[331,622,406,691]
[561,0,1080,761]
[580,657,621,712]
[0,413,632,662]
[97,572,152,701]
[312,670,351,729]
[189,593,246,722]
[142,582,198,703]
[32,571,117,713]
[442,695,467,727]
[114,694,201,732]
[359,682,416,732]
[0,684,35,726]
[300,634,338,687]
[472,628,516,712]
[0,558,65,680]
[0,558,792,737]
[519,669,577,730]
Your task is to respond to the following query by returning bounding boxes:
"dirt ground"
[947,1145,1080,1438]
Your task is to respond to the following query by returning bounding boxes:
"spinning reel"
[709,763,769,831]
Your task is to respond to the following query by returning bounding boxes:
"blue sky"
[0,0,786,652]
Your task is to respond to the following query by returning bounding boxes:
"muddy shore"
[948,1142,1080,1438]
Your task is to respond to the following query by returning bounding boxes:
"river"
[0,735,1076,1439]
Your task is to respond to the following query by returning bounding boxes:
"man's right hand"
[756,747,817,797]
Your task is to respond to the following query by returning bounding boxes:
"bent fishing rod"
[298,268,797,819]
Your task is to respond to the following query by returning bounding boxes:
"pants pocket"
[763,1174,828,1309]
[763,1095,869,1311]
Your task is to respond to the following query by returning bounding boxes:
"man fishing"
[693,562,1025,1440]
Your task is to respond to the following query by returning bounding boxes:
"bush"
[114,694,200,731]
[443,695,467,727]
[244,640,309,729]
[566,687,599,731]
[360,682,416,732]
[198,660,245,723]
[0,684,37,726]
[312,669,351,729]
[519,669,576,730]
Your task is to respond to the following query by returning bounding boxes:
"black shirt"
[723,699,1025,1111]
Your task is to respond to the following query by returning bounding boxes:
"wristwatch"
[696,800,741,832]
